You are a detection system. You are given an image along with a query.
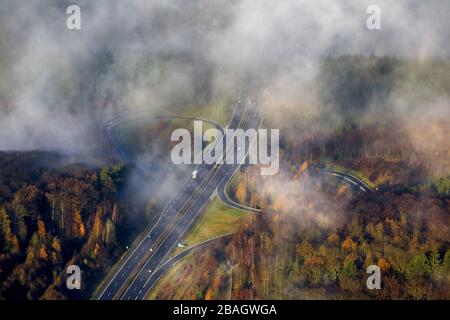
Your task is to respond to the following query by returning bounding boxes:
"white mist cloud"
[0,0,448,153]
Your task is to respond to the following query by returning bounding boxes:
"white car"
[192,170,198,179]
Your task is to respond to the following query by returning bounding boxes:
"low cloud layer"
[0,0,449,153]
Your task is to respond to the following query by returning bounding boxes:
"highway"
[97,94,259,300]
[121,106,262,300]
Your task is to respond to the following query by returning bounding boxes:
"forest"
[227,165,450,299]
[151,161,450,300]
[0,151,128,299]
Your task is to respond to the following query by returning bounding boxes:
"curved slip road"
[216,177,261,213]
[320,168,374,193]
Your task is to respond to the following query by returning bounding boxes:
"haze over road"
[122,106,262,300]
[98,93,262,300]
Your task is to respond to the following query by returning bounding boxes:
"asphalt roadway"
[98,96,261,300]
[121,106,262,300]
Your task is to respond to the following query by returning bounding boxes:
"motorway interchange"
[98,95,262,300]
[97,95,372,300]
